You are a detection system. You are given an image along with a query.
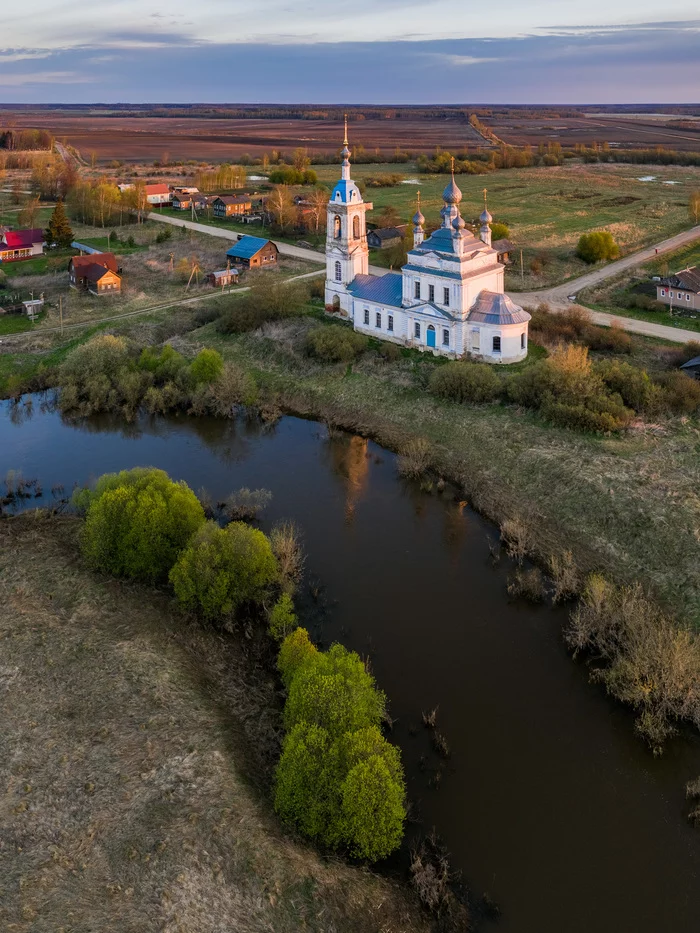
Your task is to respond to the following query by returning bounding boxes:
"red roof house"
[0,228,45,262]
[145,184,172,206]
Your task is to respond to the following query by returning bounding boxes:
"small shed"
[367,225,406,250]
[226,236,278,269]
[207,269,239,288]
[492,238,515,264]
[22,297,44,320]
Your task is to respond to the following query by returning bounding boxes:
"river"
[1,395,699,932]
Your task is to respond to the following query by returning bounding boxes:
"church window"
[364,308,370,325]
[521,332,526,349]
[375,312,382,328]
[353,215,360,239]
[414,322,421,339]
[334,215,342,239]
[493,335,501,353]
[442,329,449,346]
[471,328,480,351]
[414,280,421,300]
[388,315,394,332]
[335,261,342,282]
[429,284,435,302]
[443,287,450,306]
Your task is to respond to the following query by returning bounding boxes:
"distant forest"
[1,103,699,120]
[0,128,54,150]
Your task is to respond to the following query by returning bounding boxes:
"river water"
[1,396,700,932]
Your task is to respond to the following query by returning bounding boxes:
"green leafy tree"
[339,756,405,861]
[278,627,318,689]
[576,231,620,264]
[274,722,405,860]
[78,468,205,583]
[274,723,335,841]
[284,643,385,737]
[490,221,510,241]
[268,593,298,641]
[45,198,74,248]
[189,348,223,385]
[170,520,278,620]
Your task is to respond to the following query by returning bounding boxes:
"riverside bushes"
[274,629,406,861]
[76,468,205,583]
[59,334,253,418]
[566,575,700,753]
[170,520,278,622]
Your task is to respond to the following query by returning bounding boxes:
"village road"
[148,211,700,344]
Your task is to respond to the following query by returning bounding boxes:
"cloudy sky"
[1,2,699,102]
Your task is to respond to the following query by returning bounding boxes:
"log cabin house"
[212,195,253,219]
[68,253,121,295]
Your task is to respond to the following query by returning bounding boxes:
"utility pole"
[520,249,524,283]
[59,295,63,335]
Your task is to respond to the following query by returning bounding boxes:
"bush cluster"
[76,468,205,583]
[59,335,250,418]
[529,304,633,354]
[267,166,318,185]
[429,361,501,403]
[274,629,405,861]
[576,231,620,263]
[216,279,309,335]
[566,575,700,752]
[170,520,278,621]
[306,325,369,363]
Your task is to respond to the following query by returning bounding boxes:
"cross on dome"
[412,190,425,227]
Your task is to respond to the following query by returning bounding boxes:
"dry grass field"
[1,111,486,163]
[0,512,429,933]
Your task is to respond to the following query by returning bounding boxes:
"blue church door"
[427,325,436,348]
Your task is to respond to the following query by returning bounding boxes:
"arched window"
[334,215,342,239]
[335,261,342,282]
[493,335,501,353]
[353,215,360,239]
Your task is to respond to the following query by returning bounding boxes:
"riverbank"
[0,512,429,933]
[176,316,700,629]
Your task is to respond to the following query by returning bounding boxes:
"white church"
[324,124,530,363]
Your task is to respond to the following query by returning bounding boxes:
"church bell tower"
[325,116,372,314]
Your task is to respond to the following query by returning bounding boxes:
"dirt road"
[149,212,700,344]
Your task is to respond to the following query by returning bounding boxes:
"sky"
[1,2,699,103]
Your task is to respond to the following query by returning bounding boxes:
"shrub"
[576,231,620,263]
[216,279,309,334]
[284,643,385,737]
[78,468,205,583]
[223,487,273,521]
[278,627,318,689]
[138,344,188,382]
[306,325,368,363]
[654,371,700,414]
[429,361,501,403]
[270,521,304,594]
[595,359,657,412]
[397,437,432,478]
[566,575,700,752]
[490,221,510,241]
[170,520,278,621]
[268,593,298,641]
[189,348,223,385]
[274,722,405,861]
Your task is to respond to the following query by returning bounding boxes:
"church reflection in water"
[325,433,369,523]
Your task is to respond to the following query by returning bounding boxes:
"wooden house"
[207,269,239,287]
[226,236,278,269]
[492,238,515,264]
[0,229,45,262]
[366,225,406,249]
[68,253,121,295]
[212,195,253,219]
